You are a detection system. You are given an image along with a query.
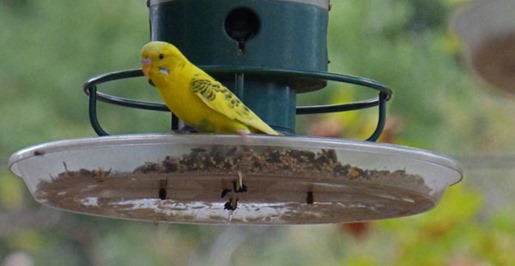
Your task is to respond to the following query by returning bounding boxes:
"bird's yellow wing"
[191,73,279,135]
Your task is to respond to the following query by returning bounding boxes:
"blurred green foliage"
[2,0,515,265]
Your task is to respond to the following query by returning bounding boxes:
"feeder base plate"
[9,134,462,225]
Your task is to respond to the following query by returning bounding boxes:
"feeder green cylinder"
[148,0,330,134]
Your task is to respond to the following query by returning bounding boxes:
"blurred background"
[2,0,515,265]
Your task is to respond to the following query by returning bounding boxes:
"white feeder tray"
[8,134,462,225]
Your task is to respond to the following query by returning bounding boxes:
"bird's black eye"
[159,53,164,60]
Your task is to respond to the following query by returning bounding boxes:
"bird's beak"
[141,57,152,77]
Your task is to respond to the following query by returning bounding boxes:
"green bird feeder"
[8,0,462,225]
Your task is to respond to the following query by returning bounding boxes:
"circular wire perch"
[8,67,463,225]
[82,67,392,141]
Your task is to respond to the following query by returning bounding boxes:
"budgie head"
[140,41,187,83]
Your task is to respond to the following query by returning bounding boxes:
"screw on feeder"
[158,179,167,200]
[306,191,314,205]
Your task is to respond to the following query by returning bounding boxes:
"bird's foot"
[173,125,196,134]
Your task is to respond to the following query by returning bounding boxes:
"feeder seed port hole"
[8,67,463,225]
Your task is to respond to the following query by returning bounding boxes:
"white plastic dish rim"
[8,133,463,185]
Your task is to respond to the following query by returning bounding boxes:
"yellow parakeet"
[140,41,280,135]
